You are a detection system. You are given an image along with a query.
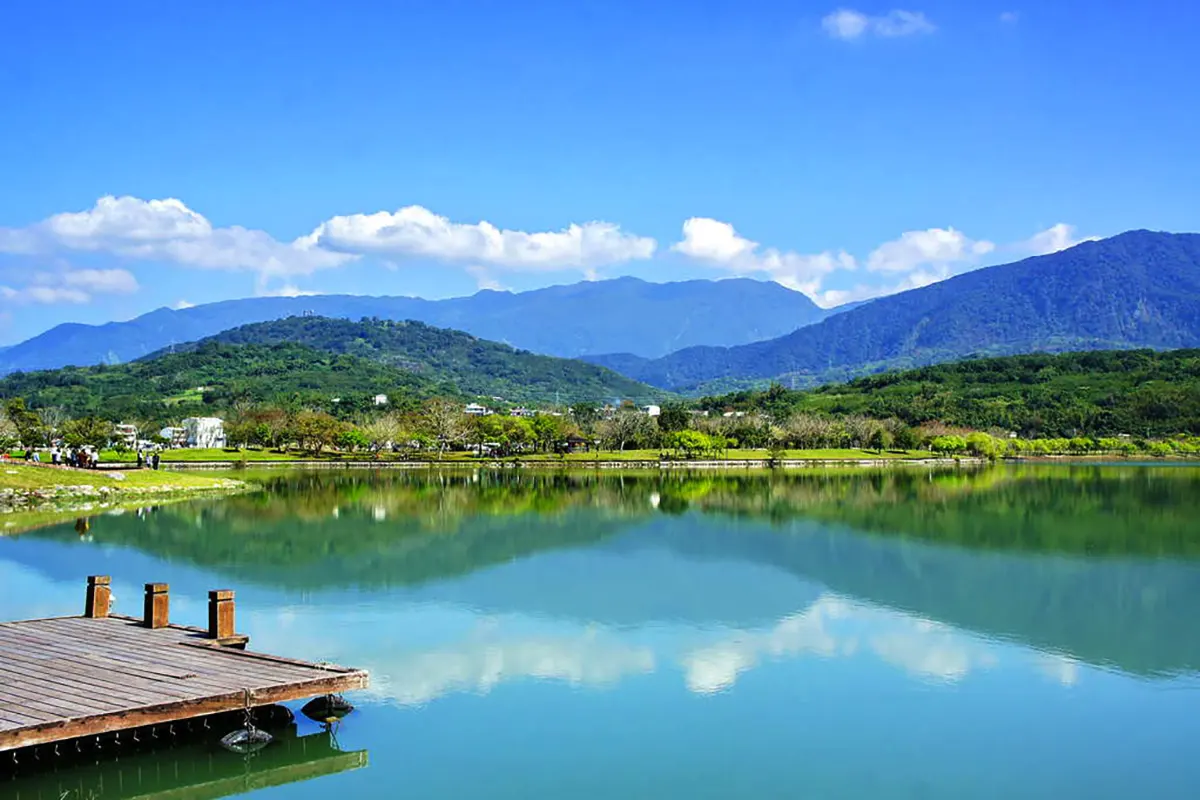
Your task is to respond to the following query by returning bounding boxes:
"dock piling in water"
[208,589,236,641]
[84,574,111,619]
[143,582,169,628]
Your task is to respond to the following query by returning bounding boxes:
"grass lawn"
[97,448,311,463]
[8,446,939,468]
[0,462,238,491]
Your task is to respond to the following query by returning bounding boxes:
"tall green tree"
[4,398,46,448]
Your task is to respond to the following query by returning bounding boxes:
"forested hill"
[701,348,1200,437]
[0,343,443,422]
[0,318,666,421]
[167,316,660,403]
[589,230,1200,392]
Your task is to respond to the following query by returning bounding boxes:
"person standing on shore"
[152,451,161,470]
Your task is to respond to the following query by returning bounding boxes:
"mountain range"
[585,230,1200,392]
[0,277,831,375]
[3,229,1198,394]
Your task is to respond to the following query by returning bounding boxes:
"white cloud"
[867,227,995,274]
[822,9,870,40]
[1,284,90,305]
[822,8,936,40]
[1016,223,1096,256]
[999,11,1019,24]
[0,195,355,278]
[173,299,195,310]
[0,267,139,306]
[255,282,319,298]
[60,268,139,294]
[672,217,855,296]
[308,205,657,273]
[466,265,505,292]
[815,223,1096,307]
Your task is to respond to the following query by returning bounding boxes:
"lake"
[3,465,1200,799]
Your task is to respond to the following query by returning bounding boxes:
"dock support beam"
[208,590,235,640]
[84,576,111,619]
[143,583,169,629]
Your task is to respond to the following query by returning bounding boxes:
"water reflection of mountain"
[6,467,1200,676]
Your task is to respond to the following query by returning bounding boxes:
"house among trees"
[113,423,138,449]
[373,394,389,406]
[641,405,661,417]
[562,435,592,454]
[464,403,490,416]
[159,426,188,448]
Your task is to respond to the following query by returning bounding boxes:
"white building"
[374,394,389,406]
[160,427,188,448]
[181,417,226,449]
[510,407,537,418]
[113,424,138,449]
[641,405,661,417]
[464,403,490,416]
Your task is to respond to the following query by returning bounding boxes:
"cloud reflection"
[365,630,656,707]
[682,595,1000,693]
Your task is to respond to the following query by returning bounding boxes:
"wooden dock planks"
[0,615,368,752]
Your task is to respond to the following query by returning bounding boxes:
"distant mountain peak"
[0,275,831,375]
[588,230,1200,393]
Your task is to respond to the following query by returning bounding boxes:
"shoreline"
[156,456,988,470]
[0,464,250,530]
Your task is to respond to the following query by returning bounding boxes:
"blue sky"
[2,0,1198,345]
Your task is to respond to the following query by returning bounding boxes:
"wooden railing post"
[84,575,111,618]
[208,590,235,640]
[143,583,169,629]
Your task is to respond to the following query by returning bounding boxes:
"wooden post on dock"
[208,589,235,640]
[84,575,111,619]
[143,583,169,629]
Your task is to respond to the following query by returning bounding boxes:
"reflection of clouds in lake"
[681,595,999,693]
[869,618,997,683]
[682,599,845,694]
[373,632,656,706]
[249,595,1077,707]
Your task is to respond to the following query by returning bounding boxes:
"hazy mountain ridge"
[587,231,1200,392]
[0,277,831,374]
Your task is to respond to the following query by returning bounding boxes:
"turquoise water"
[2,466,1200,798]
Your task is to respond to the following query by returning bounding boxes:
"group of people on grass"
[3,445,161,470]
[136,449,162,470]
[12,445,100,468]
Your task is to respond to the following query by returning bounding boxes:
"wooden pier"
[0,577,368,753]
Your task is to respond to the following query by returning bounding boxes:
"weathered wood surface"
[0,615,368,752]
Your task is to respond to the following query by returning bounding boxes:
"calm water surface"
[2,466,1200,799]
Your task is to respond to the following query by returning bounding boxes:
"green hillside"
[700,348,1200,437]
[0,342,445,421]
[0,317,664,423]
[170,316,661,404]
